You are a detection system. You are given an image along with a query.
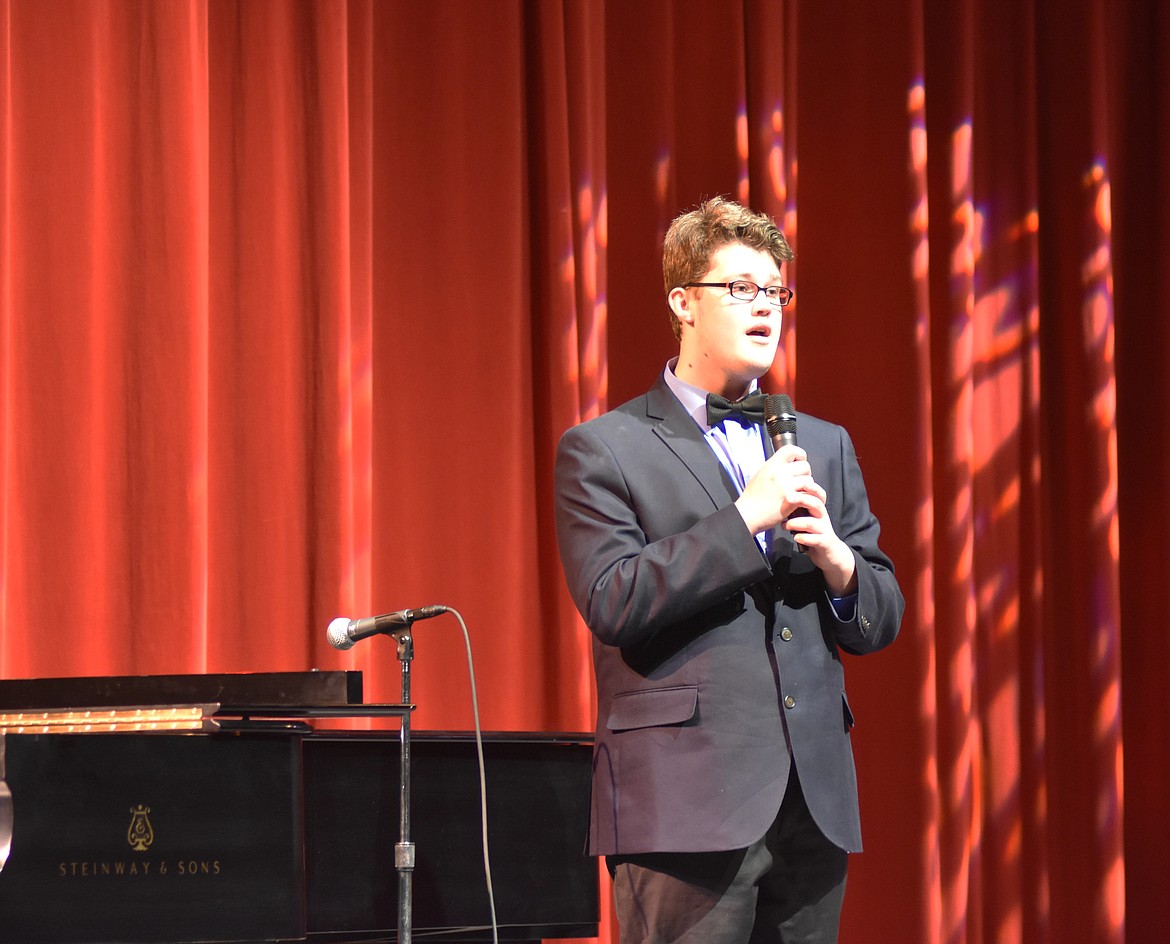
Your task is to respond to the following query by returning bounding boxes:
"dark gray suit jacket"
[553,374,903,856]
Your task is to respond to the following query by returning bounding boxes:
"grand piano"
[0,672,598,943]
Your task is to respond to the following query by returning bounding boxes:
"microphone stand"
[393,627,416,944]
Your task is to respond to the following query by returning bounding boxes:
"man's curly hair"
[662,197,794,339]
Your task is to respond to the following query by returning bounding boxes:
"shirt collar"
[662,358,760,432]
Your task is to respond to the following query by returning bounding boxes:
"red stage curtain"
[2,2,1167,942]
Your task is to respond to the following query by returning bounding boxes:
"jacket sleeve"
[553,421,772,650]
[822,424,903,655]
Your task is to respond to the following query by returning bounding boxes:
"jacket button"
[780,627,793,641]
[784,695,796,709]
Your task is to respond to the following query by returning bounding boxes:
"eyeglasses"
[683,280,794,308]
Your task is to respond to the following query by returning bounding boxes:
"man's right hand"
[734,444,825,535]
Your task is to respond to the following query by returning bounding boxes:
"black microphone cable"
[446,605,498,944]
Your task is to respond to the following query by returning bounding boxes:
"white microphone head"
[326,616,355,650]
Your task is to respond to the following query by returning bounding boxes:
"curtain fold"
[920,2,1051,941]
[1,0,211,673]
[522,0,607,731]
[1033,2,1124,940]
[1110,5,1170,943]
[1,2,1168,942]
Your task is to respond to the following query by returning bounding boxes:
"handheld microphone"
[765,394,807,551]
[327,605,449,650]
[765,394,797,449]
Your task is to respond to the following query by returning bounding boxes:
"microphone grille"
[765,394,797,439]
[326,616,355,651]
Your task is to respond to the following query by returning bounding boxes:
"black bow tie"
[705,390,768,427]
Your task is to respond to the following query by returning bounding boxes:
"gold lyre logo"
[127,805,154,853]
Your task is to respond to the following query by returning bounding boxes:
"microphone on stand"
[765,394,807,552]
[327,605,449,650]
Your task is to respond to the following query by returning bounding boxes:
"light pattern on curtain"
[2,2,1168,943]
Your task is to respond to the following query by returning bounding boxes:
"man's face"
[670,242,785,396]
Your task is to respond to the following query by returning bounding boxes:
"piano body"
[0,672,598,943]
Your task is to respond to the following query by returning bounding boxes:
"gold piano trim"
[0,704,220,734]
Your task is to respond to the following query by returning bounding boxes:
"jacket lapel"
[645,377,740,510]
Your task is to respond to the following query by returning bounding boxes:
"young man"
[553,197,904,943]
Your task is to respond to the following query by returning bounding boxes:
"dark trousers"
[607,768,849,944]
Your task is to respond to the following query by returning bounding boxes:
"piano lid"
[0,671,363,712]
